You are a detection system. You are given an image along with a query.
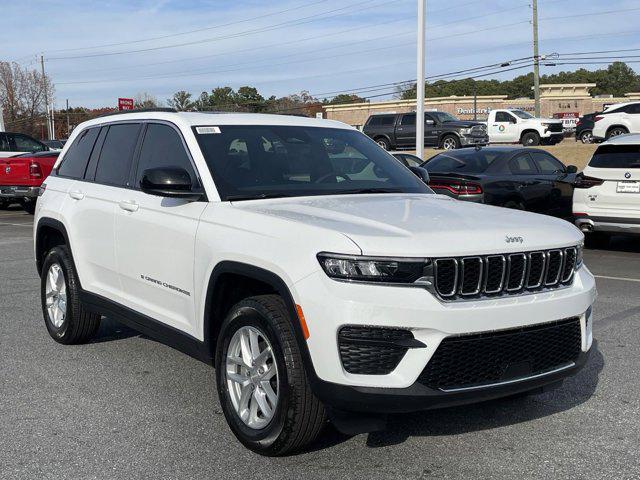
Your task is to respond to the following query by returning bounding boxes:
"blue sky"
[3,0,640,108]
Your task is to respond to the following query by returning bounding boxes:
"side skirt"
[79,290,213,365]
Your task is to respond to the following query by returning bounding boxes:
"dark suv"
[363,111,488,151]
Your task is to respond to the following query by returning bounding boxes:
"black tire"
[374,137,390,150]
[503,200,525,210]
[584,232,610,249]
[0,200,10,210]
[40,245,101,344]
[606,127,628,140]
[441,134,460,150]
[580,130,594,144]
[215,295,325,456]
[22,199,36,215]
[521,131,540,146]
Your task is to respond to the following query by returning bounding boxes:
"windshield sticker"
[196,126,221,134]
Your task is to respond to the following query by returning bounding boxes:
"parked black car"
[575,113,597,144]
[363,111,488,151]
[422,146,578,219]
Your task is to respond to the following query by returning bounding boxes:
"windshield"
[512,110,534,119]
[194,125,431,200]
[430,112,459,123]
[425,151,500,174]
[589,145,640,169]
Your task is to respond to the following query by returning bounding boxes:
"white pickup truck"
[486,109,564,146]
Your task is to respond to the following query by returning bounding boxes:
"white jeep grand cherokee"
[34,111,596,455]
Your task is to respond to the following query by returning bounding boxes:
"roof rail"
[97,107,177,118]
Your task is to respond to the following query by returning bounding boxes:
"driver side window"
[495,112,515,123]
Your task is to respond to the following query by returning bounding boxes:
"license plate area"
[616,181,640,193]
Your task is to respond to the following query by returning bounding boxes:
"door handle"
[119,200,139,212]
[68,190,84,200]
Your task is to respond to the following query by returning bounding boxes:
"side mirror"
[566,165,578,174]
[409,166,430,184]
[510,117,517,124]
[140,167,203,200]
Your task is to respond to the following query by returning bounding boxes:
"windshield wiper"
[226,193,293,201]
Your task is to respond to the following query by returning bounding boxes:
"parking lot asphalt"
[1,206,639,480]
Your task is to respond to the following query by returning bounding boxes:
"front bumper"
[294,265,596,411]
[0,186,40,199]
[459,135,489,147]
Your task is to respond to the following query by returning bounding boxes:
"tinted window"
[627,103,640,114]
[589,145,640,169]
[0,134,9,152]
[58,127,100,179]
[509,153,538,174]
[367,116,382,126]
[94,123,141,186]
[430,112,459,123]
[530,151,564,174]
[12,134,46,152]
[194,125,429,200]
[426,151,499,173]
[495,112,515,123]
[136,124,195,186]
[401,114,416,126]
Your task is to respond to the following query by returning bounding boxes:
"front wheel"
[441,135,460,150]
[21,198,36,215]
[215,295,325,456]
[580,130,594,144]
[0,200,10,210]
[521,132,540,146]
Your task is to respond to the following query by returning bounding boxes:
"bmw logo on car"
[625,172,632,179]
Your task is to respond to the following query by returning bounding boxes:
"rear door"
[583,144,640,217]
[507,151,548,212]
[395,113,416,148]
[114,122,207,336]
[529,150,575,218]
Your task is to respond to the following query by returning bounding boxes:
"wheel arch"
[606,124,629,135]
[203,261,316,379]
[438,131,461,147]
[35,217,73,278]
[372,134,393,147]
[520,129,541,141]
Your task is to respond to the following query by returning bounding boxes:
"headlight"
[576,242,584,269]
[460,128,472,135]
[317,253,430,284]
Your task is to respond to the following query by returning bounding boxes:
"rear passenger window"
[380,116,395,126]
[509,153,538,174]
[94,123,141,187]
[530,152,564,174]
[0,134,10,152]
[135,124,195,186]
[58,127,100,179]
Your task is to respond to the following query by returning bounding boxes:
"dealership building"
[323,83,640,129]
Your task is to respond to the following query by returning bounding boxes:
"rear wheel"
[606,127,628,139]
[521,132,540,146]
[41,245,101,344]
[441,135,460,150]
[504,200,525,210]
[21,198,36,215]
[0,200,10,210]
[215,295,325,456]
[375,137,390,150]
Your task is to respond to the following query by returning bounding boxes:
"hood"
[442,120,485,128]
[233,194,582,257]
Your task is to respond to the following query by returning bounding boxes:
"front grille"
[338,326,413,375]
[470,125,487,136]
[434,247,578,301]
[418,318,582,391]
[548,123,564,133]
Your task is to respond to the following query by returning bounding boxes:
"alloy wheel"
[442,138,457,150]
[45,263,67,328]
[225,326,279,430]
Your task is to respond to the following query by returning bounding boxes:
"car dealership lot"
[1,208,639,479]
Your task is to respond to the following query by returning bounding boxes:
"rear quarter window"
[58,127,100,179]
[589,145,640,169]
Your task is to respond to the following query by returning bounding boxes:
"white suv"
[592,101,640,141]
[34,110,596,455]
[573,134,640,245]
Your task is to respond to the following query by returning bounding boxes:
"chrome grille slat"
[433,247,578,301]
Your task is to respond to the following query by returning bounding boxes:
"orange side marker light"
[295,304,310,340]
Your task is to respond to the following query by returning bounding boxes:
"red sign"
[553,112,579,130]
[118,98,134,111]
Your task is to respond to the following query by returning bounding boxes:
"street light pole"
[416,0,426,158]
[40,54,52,140]
[532,0,541,117]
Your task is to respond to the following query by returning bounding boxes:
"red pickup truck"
[0,151,59,214]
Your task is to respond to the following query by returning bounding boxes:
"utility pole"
[66,99,70,136]
[416,0,426,158]
[532,0,541,117]
[40,54,52,140]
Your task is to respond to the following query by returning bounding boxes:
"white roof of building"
[77,110,354,131]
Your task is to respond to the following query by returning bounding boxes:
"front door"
[490,111,520,143]
[508,152,549,212]
[115,123,207,336]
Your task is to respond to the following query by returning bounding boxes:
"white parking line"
[595,275,640,283]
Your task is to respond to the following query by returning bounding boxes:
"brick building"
[323,83,640,129]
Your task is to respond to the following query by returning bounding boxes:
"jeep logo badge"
[625,172,632,179]
[505,235,524,244]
